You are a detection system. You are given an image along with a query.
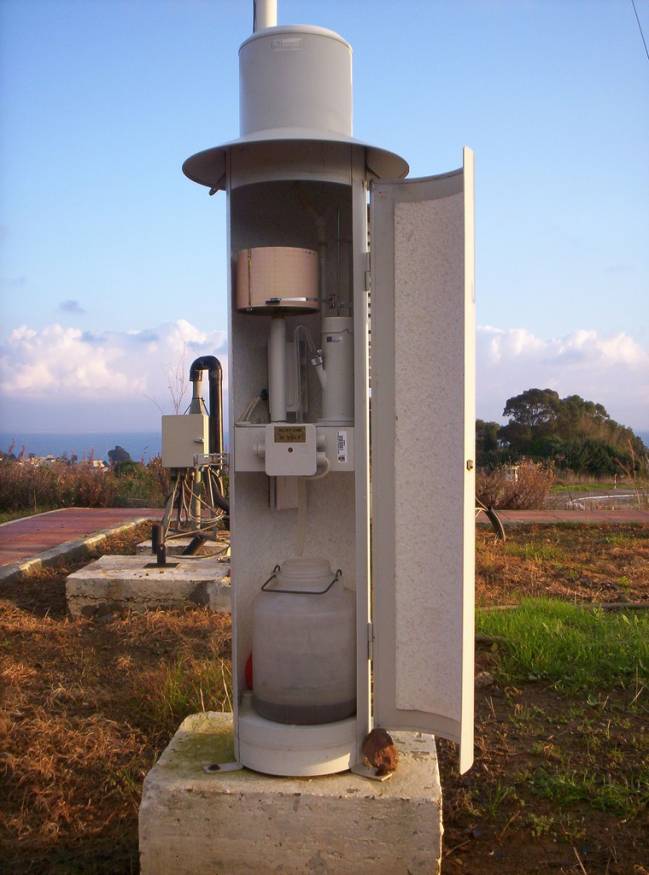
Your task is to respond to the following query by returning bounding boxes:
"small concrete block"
[139,712,442,874]
[66,556,230,617]
[136,537,226,557]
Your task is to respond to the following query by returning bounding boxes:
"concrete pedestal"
[136,537,226,557]
[139,711,442,874]
[66,556,230,616]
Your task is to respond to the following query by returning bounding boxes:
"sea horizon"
[0,431,163,463]
[1,428,646,465]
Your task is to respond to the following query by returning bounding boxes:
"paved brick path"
[1,506,647,570]
[0,507,160,567]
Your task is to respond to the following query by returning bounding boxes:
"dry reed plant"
[476,461,555,509]
[0,457,169,512]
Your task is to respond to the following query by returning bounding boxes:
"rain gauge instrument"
[183,0,476,777]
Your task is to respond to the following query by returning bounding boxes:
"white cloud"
[0,320,228,429]
[1,320,647,433]
[477,326,649,429]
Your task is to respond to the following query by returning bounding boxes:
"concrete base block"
[66,556,231,617]
[139,712,442,875]
[136,537,226,557]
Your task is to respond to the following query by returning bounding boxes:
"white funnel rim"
[183,131,409,190]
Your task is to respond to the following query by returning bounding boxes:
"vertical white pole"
[268,317,287,422]
[253,0,277,32]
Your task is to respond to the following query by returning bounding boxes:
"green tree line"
[477,388,648,476]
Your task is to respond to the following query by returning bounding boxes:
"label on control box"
[274,425,306,444]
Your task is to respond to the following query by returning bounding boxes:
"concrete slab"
[139,711,442,875]
[66,555,230,617]
[136,537,226,557]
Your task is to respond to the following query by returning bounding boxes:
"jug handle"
[261,566,342,595]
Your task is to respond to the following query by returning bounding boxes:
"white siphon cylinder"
[320,315,354,424]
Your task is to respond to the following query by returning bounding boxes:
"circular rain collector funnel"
[183,22,408,189]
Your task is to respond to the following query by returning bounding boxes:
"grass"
[552,479,649,494]
[0,603,232,872]
[0,507,57,524]
[552,481,619,493]
[152,647,232,730]
[503,542,566,562]
[529,766,649,817]
[477,598,649,691]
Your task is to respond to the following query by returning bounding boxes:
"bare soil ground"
[1,523,647,873]
[438,657,648,874]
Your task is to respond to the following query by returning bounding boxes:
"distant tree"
[503,388,561,428]
[498,388,648,477]
[476,419,503,467]
[108,445,132,466]
[476,419,500,453]
[114,459,139,477]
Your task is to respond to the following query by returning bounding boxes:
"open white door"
[370,148,475,773]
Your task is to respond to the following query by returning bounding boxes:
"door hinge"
[363,252,371,291]
[367,621,374,661]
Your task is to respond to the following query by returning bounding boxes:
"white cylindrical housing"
[268,317,287,422]
[239,26,352,139]
[252,558,356,725]
[320,315,354,424]
[253,0,277,31]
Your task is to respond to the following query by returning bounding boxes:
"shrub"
[476,460,555,509]
[0,457,169,511]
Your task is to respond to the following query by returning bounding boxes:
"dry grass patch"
[0,604,232,873]
[0,522,231,873]
[477,523,649,605]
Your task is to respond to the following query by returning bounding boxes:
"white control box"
[234,425,355,473]
[161,414,209,468]
[264,424,317,476]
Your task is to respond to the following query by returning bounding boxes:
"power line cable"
[630,0,649,62]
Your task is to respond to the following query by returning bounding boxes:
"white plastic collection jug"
[252,557,356,725]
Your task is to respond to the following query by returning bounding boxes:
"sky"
[1,0,648,434]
